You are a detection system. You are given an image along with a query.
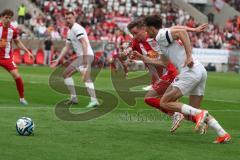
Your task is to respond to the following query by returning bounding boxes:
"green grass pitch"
[0,66,239,160]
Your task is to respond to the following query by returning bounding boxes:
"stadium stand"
[26,0,239,50]
[224,0,240,12]
[3,0,238,70]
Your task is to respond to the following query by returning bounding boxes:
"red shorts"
[0,59,17,71]
[152,80,171,96]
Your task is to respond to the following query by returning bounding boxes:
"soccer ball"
[16,117,34,136]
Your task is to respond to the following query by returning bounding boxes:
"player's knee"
[144,97,151,105]
[160,96,169,105]
[10,71,20,79]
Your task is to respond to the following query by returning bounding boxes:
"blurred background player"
[109,30,128,77]
[144,15,230,143]
[0,9,33,105]
[51,11,99,108]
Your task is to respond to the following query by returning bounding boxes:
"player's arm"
[14,39,34,59]
[79,38,88,66]
[132,51,167,67]
[170,28,193,67]
[51,42,71,67]
[171,23,208,33]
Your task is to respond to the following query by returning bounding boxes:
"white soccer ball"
[16,117,34,136]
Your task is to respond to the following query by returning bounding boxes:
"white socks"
[181,104,202,116]
[208,118,226,137]
[64,78,98,103]
[85,82,98,103]
[64,77,77,98]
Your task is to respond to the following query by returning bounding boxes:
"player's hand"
[28,53,35,61]
[82,55,88,68]
[195,23,208,32]
[50,59,59,68]
[184,56,194,68]
[132,51,142,59]
[79,66,88,81]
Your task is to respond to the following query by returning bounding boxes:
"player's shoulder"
[72,23,85,31]
[156,28,173,46]
[157,28,171,37]
[9,24,18,31]
[147,38,161,51]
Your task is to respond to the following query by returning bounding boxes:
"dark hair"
[1,9,14,17]
[144,15,162,29]
[127,18,145,31]
[65,11,74,16]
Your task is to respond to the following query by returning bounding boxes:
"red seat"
[35,49,44,65]
[13,48,22,64]
[23,49,34,65]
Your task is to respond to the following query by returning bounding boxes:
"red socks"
[15,77,24,98]
[144,97,173,116]
[144,97,197,121]
[184,115,196,123]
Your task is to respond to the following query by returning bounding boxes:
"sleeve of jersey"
[74,26,85,40]
[66,37,71,43]
[155,28,173,47]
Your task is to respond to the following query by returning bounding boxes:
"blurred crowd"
[16,0,240,50]
[225,0,240,12]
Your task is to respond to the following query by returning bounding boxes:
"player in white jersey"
[51,11,99,108]
[143,15,230,143]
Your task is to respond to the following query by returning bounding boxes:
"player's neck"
[143,32,148,40]
[2,22,9,28]
[69,22,75,28]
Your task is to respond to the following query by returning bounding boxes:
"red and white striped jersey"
[0,22,19,59]
[131,36,178,84]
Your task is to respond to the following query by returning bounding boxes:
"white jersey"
[155,28,200,71]
[66,23,94,56]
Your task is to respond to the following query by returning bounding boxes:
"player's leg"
[162,65,212,131]
[110,55,117,72]
[144,89,160,109]
[170,94,204,133]
[189,95,203,108]
[160,86,208,132]
[145,81,174,115]
[205,115,231,143]
[189,74,231,142]
[82,55,99,108]
[190,68,230,143]
[181,95,204,123]
[1,59,27,105]
[118,57,128,77]
[63,64,78,104]
[9,69,27,105]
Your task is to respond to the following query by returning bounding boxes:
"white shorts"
[172,64,207,96]
[70,55,94,72]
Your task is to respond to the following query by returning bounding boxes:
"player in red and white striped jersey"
[127,18,210,133]
[127,19,178,119]
[0,9,34,105]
